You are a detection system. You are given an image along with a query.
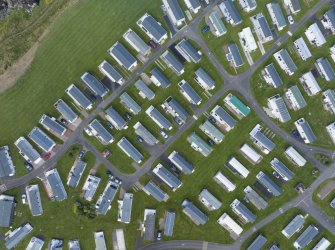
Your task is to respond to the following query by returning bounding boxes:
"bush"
[315,153,332,166]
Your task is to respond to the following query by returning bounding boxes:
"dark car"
[78,150,86,159]
[291,129,300,139]
[208,116,216,124]
[208,139,215,146]
[170,165,181,175]
[201,25,210,33]
[125,112,132,121]
[24,161,33,171]
[167,162,181,175]
[106,121,114,129]
[136,135,144,143]
[89,94,97,102]
[60,118,69,126]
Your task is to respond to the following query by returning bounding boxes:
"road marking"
[279,208,284,213]
[287,31,292,36]
[202,241,208,250]
[193,115,198,120]
[276,41,281,46]
[302,200,309,207]
[294,199,303,207]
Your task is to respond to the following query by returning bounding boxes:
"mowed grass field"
[0,146,145,249]
[136,92,318,243]
[313,178,335,219]
[198,0,319,75]
[241,208,335,249]
[250,5,335,150]
[0,0,163,145]
[0,94,321,249]
[85,40,225,174]
[0,0,164,174]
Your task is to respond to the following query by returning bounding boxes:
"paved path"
[1,0,334,249]
[139,166,335,250]
[0,0,223,191]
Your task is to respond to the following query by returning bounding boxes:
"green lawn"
[0,0,167,176]
[0,0,70,74]
[0,146,144,249]
[199,0,320,75]
[0,93,321,248]
[312,178,335,220]
[84,42,225,174]
[138,92,318,243]
[241,208,335,249]
[250,6,335,150]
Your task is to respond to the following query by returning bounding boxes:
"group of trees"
[74,201,96,219]
[315,153,332,166]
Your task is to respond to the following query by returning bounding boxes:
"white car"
[288,15,294,25]
[160,131,168,139]
[84,128,93,136]
[21,194,27,205]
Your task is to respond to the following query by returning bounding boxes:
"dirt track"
[0,41,39,93]
[0,0,78,94]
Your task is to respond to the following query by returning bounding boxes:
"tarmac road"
[1,1,335,249]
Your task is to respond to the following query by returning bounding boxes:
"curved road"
[139,162,335,250]
[1,0,334,249]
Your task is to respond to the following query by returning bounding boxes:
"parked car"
[201,25,210,33]
[174,116,183,126]
[272,171,280,179]
[24,161,33,172]
[291,129,300,139]
[148,40,158,49]
[136,135,144,143]
[101,149,112,158]
[84,128,93,136]
[156,230,162,241]
[169,163,181,175]
[43,152,51,161]
[208,139,215,146]
[106,121,114,129]
[78,150,86,159]
[21,194,27,205]
[160,131,169,139]
[160,104,168,112]
[125,112,132,121]
[295,183,305,193]
[89,94,97,102]
[106,170,114,179]
[208,116,216,124]
[288,15,294,25]
[311,168,319,175]
[113,177,122,186]
[60,118,69,126]
[243,196,250,204]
